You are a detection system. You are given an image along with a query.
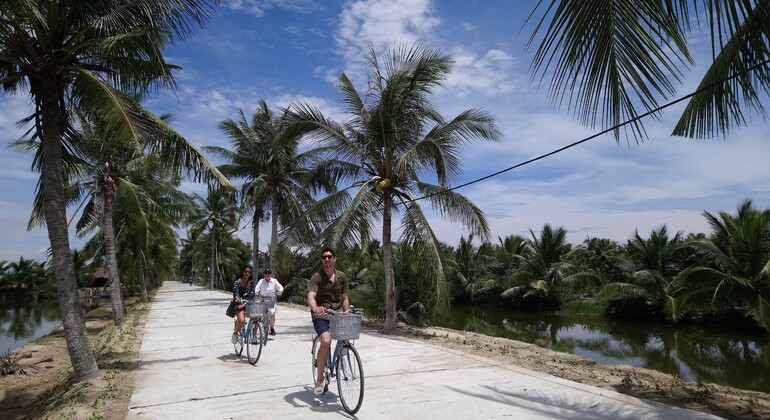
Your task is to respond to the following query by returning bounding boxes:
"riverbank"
[0,299,148,419]
[1,288,768,419]
[393,324,769,419]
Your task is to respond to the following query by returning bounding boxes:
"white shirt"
[256,277,284,299]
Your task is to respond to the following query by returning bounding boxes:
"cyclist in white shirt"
[255,268,284,335]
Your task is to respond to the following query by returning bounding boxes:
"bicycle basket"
[259,295,276,307]
[245,301,267,319]
[330,314,362,340]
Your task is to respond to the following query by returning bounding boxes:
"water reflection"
[0,296,62,353]
[0,295,106,353]
[430,303,770,393]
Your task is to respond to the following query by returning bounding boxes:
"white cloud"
[442,47,517,96]
[224,0,322,17]
[335,0,440,83]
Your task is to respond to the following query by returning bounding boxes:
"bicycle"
[310,307,364,414]
[239,295,273,365]
[231,302,252,360]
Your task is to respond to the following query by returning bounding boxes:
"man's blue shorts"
[312,318,330,335]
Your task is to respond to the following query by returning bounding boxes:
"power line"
[409,58,770,204]
[277,59,770,232]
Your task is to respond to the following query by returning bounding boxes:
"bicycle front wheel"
[233,325,243,357]
[246,319,263,365]
[310,335,321,384]
[336,344,364,414]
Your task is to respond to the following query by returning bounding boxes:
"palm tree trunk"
[38,88,99,381]
[269,192,279,273]
[382,198,397,333]
[135,239,149,301]
[101,168,126,323]
[210,238,216,289]
[252,211,260,268]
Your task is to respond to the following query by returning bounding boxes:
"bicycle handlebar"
[325,305,360,315]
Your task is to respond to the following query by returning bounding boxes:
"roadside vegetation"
[5,198,770,337]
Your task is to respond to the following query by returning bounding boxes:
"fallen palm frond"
[1,349,52,376]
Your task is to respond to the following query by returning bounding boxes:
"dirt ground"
[0,301,148,420]
[1,301,768,420]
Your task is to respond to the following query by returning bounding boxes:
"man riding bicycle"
[255,268,284,335]
[307,246,349,395]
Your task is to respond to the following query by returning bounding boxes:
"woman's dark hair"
[242,264,254,280]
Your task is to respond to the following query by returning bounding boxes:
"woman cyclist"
[231,264,256,344]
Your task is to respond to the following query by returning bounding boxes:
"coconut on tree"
[289,43,502,333]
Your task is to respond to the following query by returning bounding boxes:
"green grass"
[85,307,110,319]
[560,299,603,320]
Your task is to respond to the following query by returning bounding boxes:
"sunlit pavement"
[126,281,722,419]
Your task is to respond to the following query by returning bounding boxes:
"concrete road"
[126,282,721,419]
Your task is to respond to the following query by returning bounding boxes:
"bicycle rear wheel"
[246,319,263,365]
[336,344,364,414]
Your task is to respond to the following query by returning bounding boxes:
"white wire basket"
[245,301,266,319]
[330,314,362,340]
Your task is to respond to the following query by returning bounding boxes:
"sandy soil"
[0,301,148,420]
[1,301,768,419]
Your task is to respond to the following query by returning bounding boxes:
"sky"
[2,0,770,263]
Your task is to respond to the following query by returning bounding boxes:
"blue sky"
[2,0,770,262]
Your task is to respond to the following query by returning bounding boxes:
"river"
[430,303,770,393]
[0,295,104,354]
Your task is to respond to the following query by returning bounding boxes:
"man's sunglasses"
[321,255,334,260]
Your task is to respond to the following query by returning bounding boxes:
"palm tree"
[178,230,202,284]
[6,257,48,296]
[290,43,502,332]
[598,225,689,321]
[187,185,239,290]
[688,200,770,331]
[577,237,626,287]
[462,235,537,305]
[0,260,8,289]
[85,153,193,300]
[496,234,529,273]
[137,213,181,291]
[18,104,224,316]
[502,224,586,310]
[209,103,271,268]
[454,234,496,303]
[125,162,193,297]
[71,249,94,289]
[343,239,382,287]
[0,0,219,381]
[526,1,770,141]
[210,99,335,275]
